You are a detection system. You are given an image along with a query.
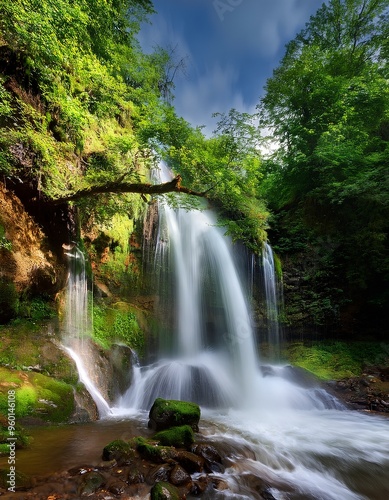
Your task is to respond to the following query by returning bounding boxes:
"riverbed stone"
[176,450,205,473]
[77,470,105,496]
[102,438,135,464]
[148,398,201,431]
[169,463,191,486]
[150,480,180,500]
[190,443,224,472]
[136,436,178,463]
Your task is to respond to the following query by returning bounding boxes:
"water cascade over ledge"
[62,244,111,417]
[118,165,341,413]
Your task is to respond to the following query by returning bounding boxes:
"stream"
[1,407,388,499]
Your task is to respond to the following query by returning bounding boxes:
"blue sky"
[139,0,327,133]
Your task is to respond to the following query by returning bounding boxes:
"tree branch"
[49,175,205,205]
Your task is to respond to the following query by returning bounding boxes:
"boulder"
[154,425,194,448]
[150,481,180,500]
[102,439,135,464]
[148,398,200,431]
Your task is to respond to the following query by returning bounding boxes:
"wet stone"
[107,478,128,495]
[176,450,205,473]
[147,463,172,484]
[169,463,191,486]
[127,467,145,484]
[77,470,105,496]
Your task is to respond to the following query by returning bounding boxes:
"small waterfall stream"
[262,242,282,360]
[62,244,111,417]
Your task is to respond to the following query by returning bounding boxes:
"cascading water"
[262,242,282,360]
[120,164,258,409]
[62,244,111,417]
[119,165,340,412]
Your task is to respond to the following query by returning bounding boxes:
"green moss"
[135,436,177,463]
[154,425,194,448]
[149,398,201,431]
[102,439,136,462]
[286,341,388,380]
[92,304,145,354]
[150,481,180,500]
[0,367,74,423]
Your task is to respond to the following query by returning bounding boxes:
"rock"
[0,468,34,490]
[150,481,180,500]
[169,464,191,486]
[136,436,178,463]
[148,398,201,431]
[154,425,195,448]
[127,467,145,484]
[191,443,224,472]
[102,439,135,464]
[107,478,128,495]
[191,474,211,495]
[147,464,172,484]
[77,471,105,496]
[176,450,205,473]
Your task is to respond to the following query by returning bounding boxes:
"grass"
[285,341,389,380]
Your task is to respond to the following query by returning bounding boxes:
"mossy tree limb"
[49,176,205,205]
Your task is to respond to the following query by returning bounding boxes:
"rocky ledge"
[327,365,389,413]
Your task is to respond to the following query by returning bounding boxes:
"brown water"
[0,415,151,477]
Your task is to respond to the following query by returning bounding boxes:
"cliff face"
[0,182,66,321]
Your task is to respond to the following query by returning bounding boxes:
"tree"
[259,0,389,330]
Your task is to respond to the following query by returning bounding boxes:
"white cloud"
[174,64,255,134]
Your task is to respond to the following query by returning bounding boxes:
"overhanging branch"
[49,175,205,205]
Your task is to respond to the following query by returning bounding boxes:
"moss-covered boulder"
[154,425,194,449]
[150,481,180,500]
[148,398,200,431]
[135,436,177,463]
[102,439,136,464]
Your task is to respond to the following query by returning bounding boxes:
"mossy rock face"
[102,439,136,463]
[148,398,201,431]
[0,415,29,456]
[154,425,194,449]
[0,367,75,423]
[150,481,180,500]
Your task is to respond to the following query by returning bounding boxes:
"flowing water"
[62,244,112,417]
[262,241,282,360]
[56,164,389,499]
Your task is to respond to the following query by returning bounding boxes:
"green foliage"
[260,0,389,327]
[286,341,388,380]
[0,224,12,251]
[163,110,269,249]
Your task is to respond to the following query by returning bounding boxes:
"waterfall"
[118,164,342,413]
[119,164,258,409]
[262,242,282,360]
[62,244,111,417]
